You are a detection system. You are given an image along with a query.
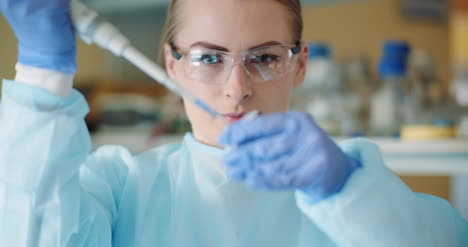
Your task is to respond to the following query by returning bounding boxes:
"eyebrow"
[189,41,283,52]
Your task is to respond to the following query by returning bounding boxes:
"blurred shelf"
[91,130,468,175]
[369,138,468,175]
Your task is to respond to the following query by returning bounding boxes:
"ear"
[293,41,308,87]
[164,43,177,79]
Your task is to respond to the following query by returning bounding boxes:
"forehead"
[175,0,294,52]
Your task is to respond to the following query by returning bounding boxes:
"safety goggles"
[170,41,301,84]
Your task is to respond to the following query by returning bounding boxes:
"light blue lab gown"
[0,79,467,246]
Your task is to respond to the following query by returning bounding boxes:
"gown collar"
[182,132,228,185]
[182,132,224,157]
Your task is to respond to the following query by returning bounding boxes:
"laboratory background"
[1,0,467,218]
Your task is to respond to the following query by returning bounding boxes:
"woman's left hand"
[219,111,361,203]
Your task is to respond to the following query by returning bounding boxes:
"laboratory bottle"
[293,42,344,136]
[369,41,410,137]
[342,54,372,136]
[405,50,443,125]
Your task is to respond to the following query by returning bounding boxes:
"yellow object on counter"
[401,125,456,140]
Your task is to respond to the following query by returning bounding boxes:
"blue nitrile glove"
[219,111,362,204]
[0,0,76,73]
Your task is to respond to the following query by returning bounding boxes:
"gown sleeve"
[295,138,468,247]
[0,80,131,246]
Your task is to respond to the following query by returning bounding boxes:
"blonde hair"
[158,0,302,63]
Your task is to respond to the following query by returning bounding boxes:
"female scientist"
[0,0,467,246]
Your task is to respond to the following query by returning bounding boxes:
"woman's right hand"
[0,0,77,74]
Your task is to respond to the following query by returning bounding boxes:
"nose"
[224,64,253,104]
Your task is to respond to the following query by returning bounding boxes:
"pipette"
[70,0,223,120]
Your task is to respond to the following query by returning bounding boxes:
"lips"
[221,112,246,123]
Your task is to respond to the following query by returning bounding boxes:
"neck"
[192,130,223,149]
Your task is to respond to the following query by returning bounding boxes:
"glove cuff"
[15,63,74,98]
[17,44,77,74]
[299,154,362,204]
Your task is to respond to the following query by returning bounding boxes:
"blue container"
[308,42,331,59]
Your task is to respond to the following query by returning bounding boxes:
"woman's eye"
[194,54,222,64]
[249,54,280,64]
